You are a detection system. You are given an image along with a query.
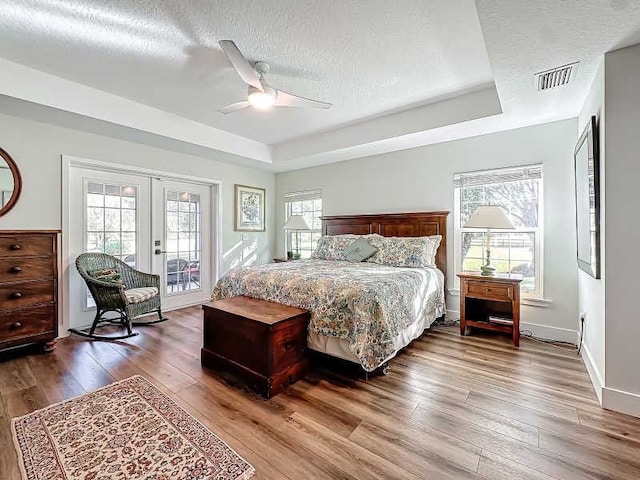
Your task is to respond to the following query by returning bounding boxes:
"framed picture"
[574,115,600,279]
[234,184,265,231]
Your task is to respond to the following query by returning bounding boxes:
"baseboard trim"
[446,310,577,344]
[520,321,577,344]
[580,343,604,404]
[603,387,640,418]
[445,309,460,321]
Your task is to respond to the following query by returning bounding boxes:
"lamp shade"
[282,214,311,231]
[464,205,515,229]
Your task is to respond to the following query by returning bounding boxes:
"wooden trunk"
[201,296,310,398]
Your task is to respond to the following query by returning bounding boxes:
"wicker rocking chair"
[70,253,167,340]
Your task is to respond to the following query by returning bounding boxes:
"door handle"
[154,249,168,255]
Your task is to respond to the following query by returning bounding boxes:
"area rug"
[11,375,255,480]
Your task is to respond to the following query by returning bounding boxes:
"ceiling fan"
[217,40,332,114]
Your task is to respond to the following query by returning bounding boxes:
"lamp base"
[480,264,496,276]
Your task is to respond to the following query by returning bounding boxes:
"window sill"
[447,289,553,308]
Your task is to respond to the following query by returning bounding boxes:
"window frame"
[453,165,544,299]
[284,190,322,259]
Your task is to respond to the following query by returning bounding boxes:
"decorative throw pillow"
[89,268,124,285]
[311,234,382,261]
[367,235,442,268]
[342,238,378,262]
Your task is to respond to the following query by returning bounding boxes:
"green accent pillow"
[89,268,124,285]
[343,238,378,262]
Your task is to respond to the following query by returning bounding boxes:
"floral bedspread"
[211,259,445,371]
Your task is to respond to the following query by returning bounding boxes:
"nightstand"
[457,272,523,346]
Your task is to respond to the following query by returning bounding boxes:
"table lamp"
[283,215,311,259]
[464,205,515,275]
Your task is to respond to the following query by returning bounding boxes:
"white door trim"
[61,155,222,336]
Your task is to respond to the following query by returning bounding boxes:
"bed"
[212,211,448,372]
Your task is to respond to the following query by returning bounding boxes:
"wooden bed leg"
[365,362,390,379]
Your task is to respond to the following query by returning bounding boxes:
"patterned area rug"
[11,375,255,480]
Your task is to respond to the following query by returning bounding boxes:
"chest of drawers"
[0,231,60,353]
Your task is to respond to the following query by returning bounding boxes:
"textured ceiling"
[475,0,640,125]
[1,1,640,168]
[0,0,494,144]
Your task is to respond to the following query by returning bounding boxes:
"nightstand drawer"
[466,282,513,302]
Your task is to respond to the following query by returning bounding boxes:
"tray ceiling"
[0,1,640,169]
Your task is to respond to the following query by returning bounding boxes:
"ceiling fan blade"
[275,90,331,109]
[218,40,263,91]
[218,101,251,114]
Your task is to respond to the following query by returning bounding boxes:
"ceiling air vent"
[535,62,579,91]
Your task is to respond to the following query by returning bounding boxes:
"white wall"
[0,167,12,191]
[276,120,579,340]
[602,44,640,416]
[577,59,606,400]
[0,112,275,274]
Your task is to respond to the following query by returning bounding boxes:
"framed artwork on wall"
[574,115,600,279]
[234,184,265,231]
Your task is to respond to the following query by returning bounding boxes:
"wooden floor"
[2,307,640,479]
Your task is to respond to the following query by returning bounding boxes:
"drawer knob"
[486,288,492,293]
[9,321,22,330]
[10,266,22,273]
[11,292,22,299]
[10,244,21,250]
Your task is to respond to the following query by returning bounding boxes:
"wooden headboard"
[321,211,449,280]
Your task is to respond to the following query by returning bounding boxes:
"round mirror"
[0,147,22,217]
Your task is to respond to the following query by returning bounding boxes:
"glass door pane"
[68,168,150,332]
[165,190,202,295]
[151,178,211,311]
[84,180,138,308]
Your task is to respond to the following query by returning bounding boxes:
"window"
[284,190,322,259]
[454,165,543,297]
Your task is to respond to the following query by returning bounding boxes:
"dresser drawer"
[0,257,55,282]
[466,281,513,302]
[0,235,54,258]
[0,304,56,343]
[0,280,55,310]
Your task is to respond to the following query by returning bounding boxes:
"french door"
[151,178,211,311]
[67,165,213,330]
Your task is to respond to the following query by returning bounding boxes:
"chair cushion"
[89,268,124,285]
[125,287,159,304]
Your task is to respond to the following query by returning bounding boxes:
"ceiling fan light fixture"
[248,89,276,110]
[217,41,332,114]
